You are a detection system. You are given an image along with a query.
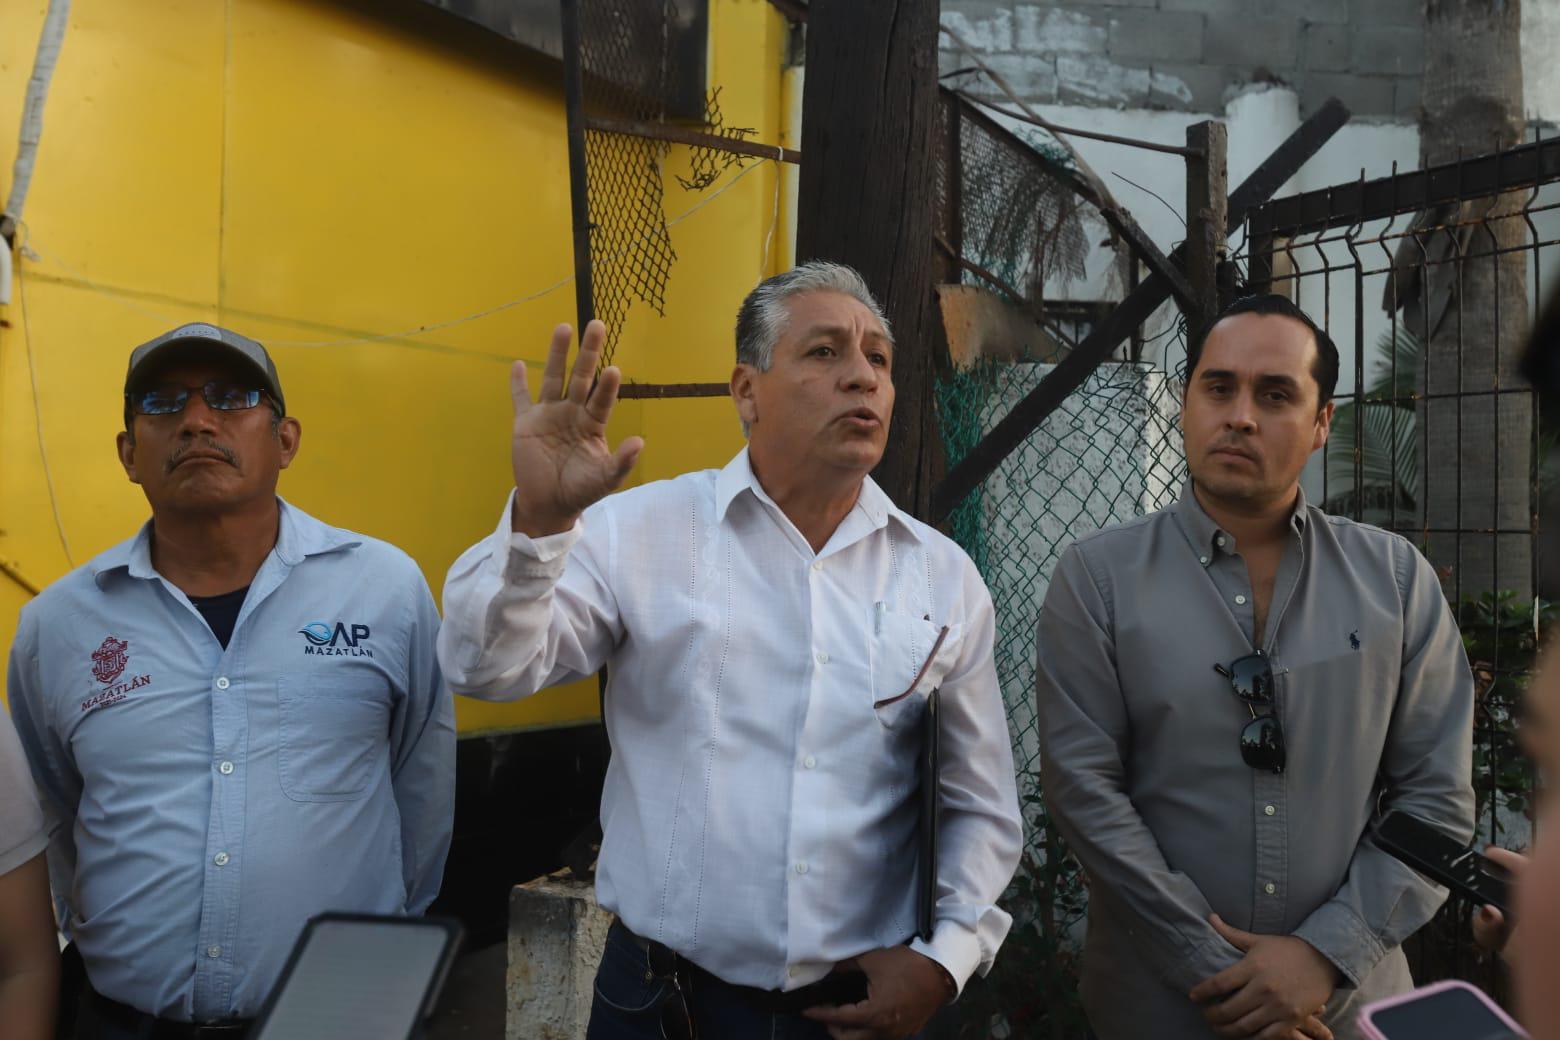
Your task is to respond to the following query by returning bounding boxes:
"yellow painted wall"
[0,0,786,735]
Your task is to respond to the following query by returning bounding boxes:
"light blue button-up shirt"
[7,499,455,1022]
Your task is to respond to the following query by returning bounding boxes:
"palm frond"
[1324,400,1417,521]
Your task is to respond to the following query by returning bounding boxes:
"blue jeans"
[586,924,921,1040]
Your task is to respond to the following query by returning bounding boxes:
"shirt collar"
[89,498,361,588]
[1172,479,1308,561]
[713,447,923,542]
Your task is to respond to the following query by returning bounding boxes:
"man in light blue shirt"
[7,323,455,1037]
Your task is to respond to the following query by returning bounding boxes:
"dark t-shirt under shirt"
[188,586,250,650]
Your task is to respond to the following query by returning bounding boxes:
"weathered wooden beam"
[797,0,943,517]
[1184,120,1229,331]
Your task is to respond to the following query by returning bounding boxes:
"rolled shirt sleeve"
[1036,545,1243,994]
[1292,538,1476,986]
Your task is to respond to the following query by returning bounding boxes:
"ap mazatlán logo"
[299,621,374,658]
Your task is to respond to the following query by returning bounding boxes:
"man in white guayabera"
[438,261,1022,1040]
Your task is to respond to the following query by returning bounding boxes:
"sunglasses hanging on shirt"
[1213,650,1286,774]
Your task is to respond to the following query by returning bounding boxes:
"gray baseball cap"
[125,323,285,413]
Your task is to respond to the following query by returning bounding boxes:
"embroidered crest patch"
[90,636,130,685]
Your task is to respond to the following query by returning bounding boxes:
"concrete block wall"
[939,0,1424,119]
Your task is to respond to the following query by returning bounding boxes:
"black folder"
[917,688,941,943]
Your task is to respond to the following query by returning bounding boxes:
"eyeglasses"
[128,381,268,416]
[1213,650,1286,773]
[645,943,697,1040]
[873,625,951,710]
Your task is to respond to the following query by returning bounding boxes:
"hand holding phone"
[1472,847,1529,956]
[1375,812,1513,917]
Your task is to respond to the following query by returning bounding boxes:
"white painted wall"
[988,87,1421,389]
[1525,0,1560,125]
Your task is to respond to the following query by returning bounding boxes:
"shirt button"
[795,861,809,875]
[803,755,817,770]
[1264,805,1276,816]
[815,651,829,665]
[215,676,230,690]
[214,852,230,867]
[218,761,235,776]
[1199,556,1209,565]
[1216,536,1227,548]
[1264,882,1277,895]
[207,945,222,959]
[811,560,823,572]
[1235,595,1248,606]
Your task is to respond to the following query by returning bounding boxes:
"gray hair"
[734,261,892,372]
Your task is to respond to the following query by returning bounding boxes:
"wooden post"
[796,0,942,517]
[1184,121,1228,331]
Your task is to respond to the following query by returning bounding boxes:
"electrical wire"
[761,146,784,278]
[14,228,76,567]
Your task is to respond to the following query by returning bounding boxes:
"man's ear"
[276,417,302,470]
[116,429,141,485]
[1312,399,1335,453]
[730,365,759,430]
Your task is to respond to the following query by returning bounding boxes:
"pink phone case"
[1358,979,1527,1040]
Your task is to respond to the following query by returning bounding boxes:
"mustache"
[166,439,238,473]
[1209,438,1257,459]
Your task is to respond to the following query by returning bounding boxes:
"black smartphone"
[250,913,464,1040]
[1375,811,1513,917]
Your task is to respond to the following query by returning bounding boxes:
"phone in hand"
[1358,979,1526,1039]
[1375,811,1513,916]
[250,913,463,1040]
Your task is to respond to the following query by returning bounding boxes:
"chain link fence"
[930,92,1191,1037]
[570,0,757,365]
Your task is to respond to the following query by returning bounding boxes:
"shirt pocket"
[276,674,389,802]
[869,611,962,729]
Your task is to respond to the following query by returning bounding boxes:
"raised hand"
[509,320,643,537]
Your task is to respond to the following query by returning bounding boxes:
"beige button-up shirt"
[1037,483,1474,1039]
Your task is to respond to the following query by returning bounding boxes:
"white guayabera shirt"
[439,448,1022,993]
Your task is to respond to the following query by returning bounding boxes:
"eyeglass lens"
[1228,653,1274,702]
[135,382,263,416]
[1240,714,1286,773]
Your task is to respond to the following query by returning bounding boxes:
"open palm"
[509,320,643,536]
